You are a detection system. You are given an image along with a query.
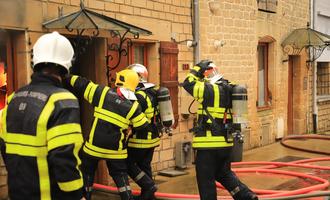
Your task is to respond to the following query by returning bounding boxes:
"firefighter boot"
[231,185,258,200]
[112,174,134,200]
[140,185,157,200]
[133,171,157,200]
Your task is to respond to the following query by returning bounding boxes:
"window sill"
[317,95,330,102]
[257,105,272,111]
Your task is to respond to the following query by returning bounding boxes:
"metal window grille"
[317,62,330,96]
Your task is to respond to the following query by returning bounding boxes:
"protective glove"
[190,60,213,78]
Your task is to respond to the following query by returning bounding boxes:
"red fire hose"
[280,134,330,155]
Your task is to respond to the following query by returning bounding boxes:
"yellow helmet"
[115,69,139,92]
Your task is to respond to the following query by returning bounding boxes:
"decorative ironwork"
[43,0,152,85]
[281,23,330,69]
[105,30,140,86]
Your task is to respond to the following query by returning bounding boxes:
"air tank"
[157,87,174,128]
[232,85,248,125]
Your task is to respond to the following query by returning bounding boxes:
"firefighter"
[182,60,258,200]
[65,69,150,200]
[126,64,160,200]
[0,32,84,200]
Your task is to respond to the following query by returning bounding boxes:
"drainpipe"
[193,0,199,64]
[310,0,318,133]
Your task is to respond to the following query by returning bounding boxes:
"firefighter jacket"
[68,75,149,159]
[0,73,84,200]
[128,84,160,148]
[182,72,234,149]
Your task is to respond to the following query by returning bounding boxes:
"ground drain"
[158,169,189,177]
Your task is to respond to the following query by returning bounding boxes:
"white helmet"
[127,63,148,83]
[204,62,223,84]
[32,31,74,73]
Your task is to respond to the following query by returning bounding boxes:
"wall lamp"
[214,39,225,49]
[171,38,198,48]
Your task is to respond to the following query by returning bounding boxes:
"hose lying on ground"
[280,134,330,155]
[94,156,330,200]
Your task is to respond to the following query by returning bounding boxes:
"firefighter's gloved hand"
[190,60,213,78]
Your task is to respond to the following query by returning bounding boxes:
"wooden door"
[0,30,16,109]
[287,56,293,135]
[159,42,179,127]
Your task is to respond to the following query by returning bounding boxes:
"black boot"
[140,185,157,200]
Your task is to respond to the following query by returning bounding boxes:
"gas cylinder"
[157,87,174,128]
[232,85,248,125]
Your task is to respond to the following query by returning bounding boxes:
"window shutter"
[159,41,179,128]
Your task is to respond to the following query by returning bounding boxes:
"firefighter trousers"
[195,148,258,200]
[127,147,157,200]
[81,152,134,200]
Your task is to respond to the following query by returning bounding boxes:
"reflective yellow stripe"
[7,92,15,104]
[47,123,81,141]
[145,95,154,119]
[38,157,51,200]
[192,131,233,148]
[88,119,98,144]
[98,87,110,107]
[58,178,83,192]
[88,84,97,103]
[213,84,219,108]
[136,90,154,119]
[119,129,124,150]
[193,141,233,148]
[83,82,93,102]
[6,143,47,156]
[95,107,130,126]
[193,81,204,103]
[70,75,79,86]
[131,113,148,128]
[94,113,129,129]
[4,133,46,146]
[128,137,160,148]
[136,91,147,98]
[48,133,83,151]
[126,101,139,120]
[83,142,127,159]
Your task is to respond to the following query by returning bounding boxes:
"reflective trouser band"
[134,171,146,182]
[58,178,83,192]
[230,186,240,196]
[83,143,127,159]
[118,185,131,193]
[127,137,160,148]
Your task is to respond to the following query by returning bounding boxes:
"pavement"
[94,138,330,200]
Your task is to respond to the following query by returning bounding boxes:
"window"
[130,43,147,66]
[257,0,277,13]
[317,62,330,96]
[257,43,270,108]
